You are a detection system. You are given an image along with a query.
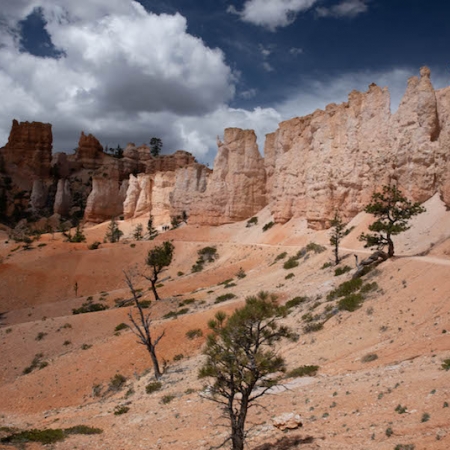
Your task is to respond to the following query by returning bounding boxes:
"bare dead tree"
[124,271,165,380]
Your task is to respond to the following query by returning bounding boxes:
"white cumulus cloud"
[228,0,319,31]
[316,0,369,18]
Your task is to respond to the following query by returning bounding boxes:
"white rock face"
[53,179,72,216]
[272,413,303,431]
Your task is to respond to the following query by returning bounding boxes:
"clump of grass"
[360,282,379,293]
[283,257,299,270]
[186,329,203,340]
[395,404,408,414]
[224,282,237,288]
[179,298,195,307]
[286,296,308,310]
[303,322,324,334]
[23,353,47,375]
[138,300,151,309]
[334,265,352,276]
[327,278,363,301]
[274,252,287,262]
[114,323,129,332]
[72,302,108,315]
[173,354,184,361]
[421,412,430,423]
[161,394,175,404]
[215,293,236,304]
[285,273,295,280]
[81,343,92,350]
[114,405,129,415]
[441,359,450,371]
[35,332,47,341]
[64,425,103,435]
[262,221,274,232]
[146,381,162,394]
[0,429,66,445]
[305,242,326,254]
[218,278,234,286]
[246,217,258,227]
[361,353,378,363]
[338,293,364,312]
[236,267,246,279]
[287,365,319,378]
[109,374,127,391]
[321,262,333,269]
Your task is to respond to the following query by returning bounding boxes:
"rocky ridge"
[0,67,449,229]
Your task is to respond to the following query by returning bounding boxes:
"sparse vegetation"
[186,328,203,339]
[133,223,144,240]
[287,365,319,378]
[104,217,123,243]
[144,241,174,301]
[35,331,47,341]
[334,265,351,276]
[330,211,345,265]
[303,322,324,333]
[395,404,408,414]
[236,267,246,279]
[285,296,308,310]
[72,302,108,315]
[63,224,86,243]
[161,394,175,404]
[88,241,101,250]
[113,405,129,415]
[114,323,129,332]
[146,381,162,394]
[283,257,299,270]
[192,246,218,272]
[214,293,236,304]
[285,272,295,280]
[327,278,363,301]
[23,353,47,375]
[421,412,430,422]
[361,353,378,363]
[109,374,127,391]
[262,221,274,232]
[338,293,364,312]
[274,252,287,262]
[441,358,450,371]
[246,216,258,227]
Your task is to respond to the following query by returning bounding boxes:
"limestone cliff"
[265,67,450,229]
[188,128,267,225]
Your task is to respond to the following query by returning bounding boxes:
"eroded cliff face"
[266,67,450,229]
[188,128,267,225]
[0,120,52,188]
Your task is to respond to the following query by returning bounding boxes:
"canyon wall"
[265,67,450,228]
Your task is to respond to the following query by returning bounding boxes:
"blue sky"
[0,0,449,165]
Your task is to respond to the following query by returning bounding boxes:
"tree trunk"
[334,241,339,265]
[387,236,394,257]
[150,278,160,301]
[149,345,162,379]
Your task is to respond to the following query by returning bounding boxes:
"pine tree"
[330,211,345,265]
[359,184,425,257]
[104,218,123,243]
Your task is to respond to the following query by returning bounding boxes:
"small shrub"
[361,353,378,363]
[114,405,129,415]
[394,445,415,450]
[63,340,71,346]
[328,278,363,300]
[81,343,92,350]
[395,404,407,414]
[385,427,393,437]
[64,425,103,435]
[262,221,274,232]
[115,323,129,332]
[303,322,324,333]
[246,217,258,227]
[179,298,195,307]
[321,262,333,269]
[305,242,326,254]
[173,354,184,361]
[72,302,108,315]
[109,374,127,391]
[286,296,308,309]
[186,329,203,340]
[338,293,364,312]
[283,257,299,270]
[198,246,218,262]
[214,293,236,304]
[161,394,175,404]
[138,300,151,309]
[192,262,204,272]
[146,381,162,394]
[35,332,47,341]
[334,265,352,276]
[1,429,66,444]
[224,282,237,288]
[361,282,379,293]
[274,252,287,262]
[177,271,184,276]
[236,267,246,279]
[287,365,319,377]
[285,272,295,280]
[441,359,450,371]
[88,241,101,250]
[218,278,234,286]
[421,412,430,422]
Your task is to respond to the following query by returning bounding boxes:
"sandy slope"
[0,195,449,449]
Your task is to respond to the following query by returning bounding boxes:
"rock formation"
[0,120,52,188]
[53,179,72,216]
[75,132,105,170]
[188,128,267,225]
[265,67,450,228]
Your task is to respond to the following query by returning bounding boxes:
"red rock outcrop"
[189,128,267,225]
[74,132,105,169]
[0,120,52,188]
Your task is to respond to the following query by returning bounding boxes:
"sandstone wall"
[265,67,450,229]
[189,128,267,225]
